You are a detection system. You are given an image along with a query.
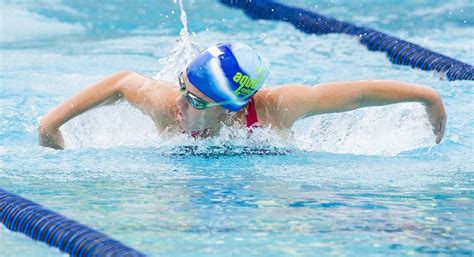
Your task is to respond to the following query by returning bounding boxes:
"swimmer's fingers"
[38,126,65,150]
[435,115,447,144]
[424,100,447,144]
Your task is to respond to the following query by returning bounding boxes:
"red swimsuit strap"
[245,97,260,129]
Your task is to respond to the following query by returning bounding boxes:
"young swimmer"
[38,42,447,150]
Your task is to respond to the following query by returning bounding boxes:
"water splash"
[293,103,435,156]
[57,2,441,156]
[154,0,203,82]
[61,103,159,149]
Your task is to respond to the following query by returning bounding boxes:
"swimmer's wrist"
[420,87,441,107]
[38,118,59,135]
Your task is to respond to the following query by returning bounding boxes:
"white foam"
[61,102,159,149]
[293,103,434,156]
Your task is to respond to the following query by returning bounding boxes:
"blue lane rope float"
[220,0,473,81]
[0,188,146,257]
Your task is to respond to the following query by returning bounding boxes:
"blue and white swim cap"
[186,42,270,111]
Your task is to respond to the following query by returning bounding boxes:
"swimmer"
[38,42,447,150]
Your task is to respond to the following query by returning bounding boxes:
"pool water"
[1,0,473,256]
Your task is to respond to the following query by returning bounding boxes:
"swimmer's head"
[185,42,269,112]
[176,72,231,131]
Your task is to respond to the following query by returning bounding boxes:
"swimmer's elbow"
[114,71,138,96]
[114,70,137,88]
[114,70,136,79]
[115,71,153,110]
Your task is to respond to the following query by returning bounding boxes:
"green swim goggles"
[178,72,245,110]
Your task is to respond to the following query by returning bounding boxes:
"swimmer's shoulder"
[253,84,308,128]
[117,71,179,120]
[253,86,288,128]
[119,72,177,95]
[254,84,307,100]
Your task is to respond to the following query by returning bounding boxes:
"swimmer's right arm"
[38,71,143,149]
[271,80,446,144]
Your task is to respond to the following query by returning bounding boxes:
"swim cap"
[186,42,269,111]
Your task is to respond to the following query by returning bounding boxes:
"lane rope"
[0,188,146,257]
[220,0,473,81]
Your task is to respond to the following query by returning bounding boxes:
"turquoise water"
[1,0,473,256]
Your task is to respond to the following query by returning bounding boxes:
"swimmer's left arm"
[272,80,446,143]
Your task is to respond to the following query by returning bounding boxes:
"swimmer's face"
[176,73,227,131]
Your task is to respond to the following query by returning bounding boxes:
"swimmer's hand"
[423,94,447,144]
[37,71,137,150]
[38,125,64,150]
